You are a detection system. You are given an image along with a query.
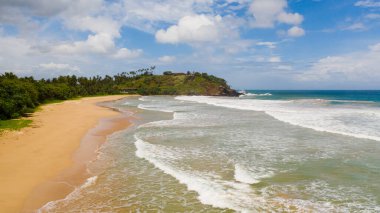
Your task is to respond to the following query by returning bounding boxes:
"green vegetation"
[0,67,237,121]
[121,72,237,96]
[0,119,32,132]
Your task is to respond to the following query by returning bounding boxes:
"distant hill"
[0,68,238,120]
[118,71,238,96]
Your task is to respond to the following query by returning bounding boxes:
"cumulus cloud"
[0,0,71,17]
[122,0,214,33]
[277,11,303,25]
[287,26,305,37]
[158,55,176,63]
[155,15,223,44]
[297,42,380,82]
[49,1,132,58]
[249,0,304,28]
[63,16,121,37]
[39,62,80,72]
[53,33,115,54]
[0,0,105,34]
[0,0,306,80]
[0,0,141,59]
[112,48,143,59]
[0,36,33,58]
[249,0,286,28]
[52,33,143,60]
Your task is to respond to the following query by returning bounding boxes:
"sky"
[0,0,380,89]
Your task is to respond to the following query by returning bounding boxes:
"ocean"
[39,91,380,212]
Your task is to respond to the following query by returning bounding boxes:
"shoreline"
[0,95,131,213]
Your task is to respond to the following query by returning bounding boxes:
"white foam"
[261,180,380,212]
[134,137,354,212]
[234,164,259,184]
[138,96,147,101]
[176,96,380,141]
[134,137,266,212]
[239,92,272,98]
[37,175,98,212]
[138,111,218,129]
[137,103,174,113]
[81,175,98,188]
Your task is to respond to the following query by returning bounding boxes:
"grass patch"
[35,99,69,111]
[0,119,32,132]
[42,99,66,104]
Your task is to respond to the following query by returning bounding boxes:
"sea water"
[39,91,380,212]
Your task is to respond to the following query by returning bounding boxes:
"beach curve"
[0,95,131,213]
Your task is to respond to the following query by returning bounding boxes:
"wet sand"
[0,95,131,213]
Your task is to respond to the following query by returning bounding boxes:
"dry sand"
[0,95,130,212]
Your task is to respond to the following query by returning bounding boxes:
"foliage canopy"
[0,67,237,120]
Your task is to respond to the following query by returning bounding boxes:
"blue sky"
[0,0,380,89]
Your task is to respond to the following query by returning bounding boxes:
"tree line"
[0,67,155,120]
[0,67,237,120]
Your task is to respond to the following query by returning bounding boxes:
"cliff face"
[119,73,239,96]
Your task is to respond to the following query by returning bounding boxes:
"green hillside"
[118,71,238,96]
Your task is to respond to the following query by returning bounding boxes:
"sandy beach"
[0,95,130,213]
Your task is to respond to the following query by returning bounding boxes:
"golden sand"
[0,95,130,212]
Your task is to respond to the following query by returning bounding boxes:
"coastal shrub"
[0,76,38,119]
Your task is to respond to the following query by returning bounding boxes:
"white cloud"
[249,0,304,28]
[287,26,305,37]
[158,55,176,63]
[277,12,303,25]
[370,42,380,51]
[122,0,214,32]
[277,65,292,70]
[0,0,309,82]
[0,0,105,35]
[0,7,39,34]
[256,41,276,49]
[112,48,143,59]
[51,1,130,58]
[53,33,115,54]
[39,62,80,72]
[62,0,104,17]
[0,0,71,17]
[269,56,281,63]
[344,22,366,31]
[0,36,32,58]
[155,14,223,44]
[249,0,286,28]
[297,42,380,82]
[222,39,254,54]
[53,34,143,59]
[365,13,380,19]
[355,0,380,7]
[63,16,121,37]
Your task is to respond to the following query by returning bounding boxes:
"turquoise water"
[244,90,380,103]
[39,93,380,212]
